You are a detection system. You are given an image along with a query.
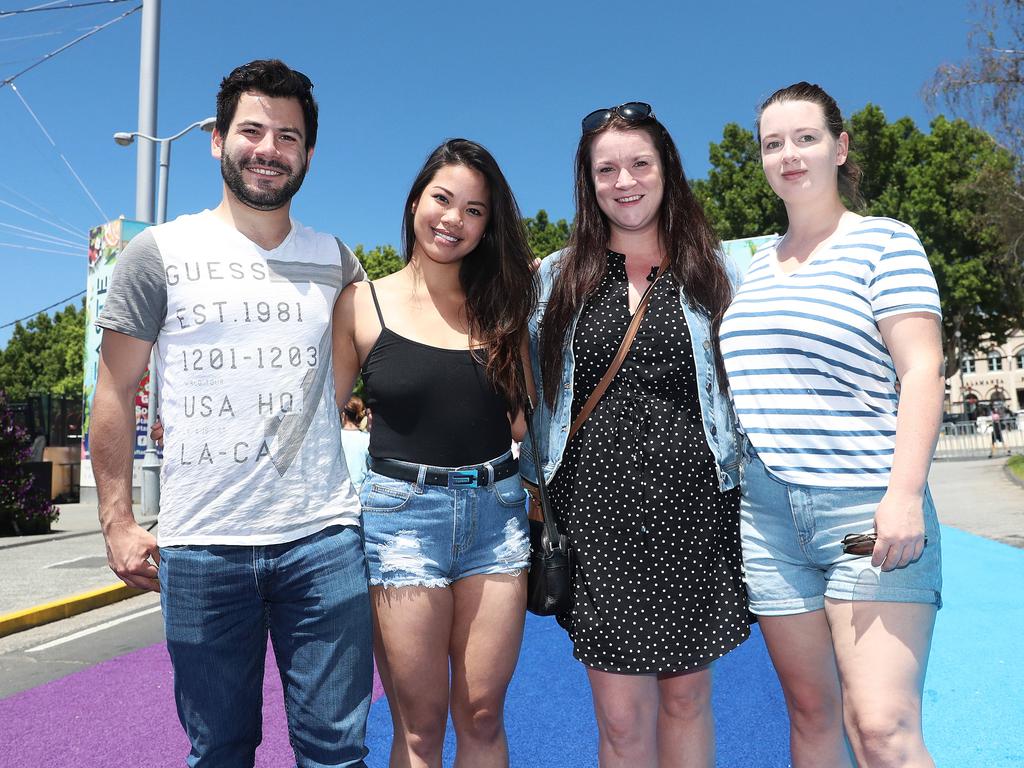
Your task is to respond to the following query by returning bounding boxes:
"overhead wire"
[0,29,88,43]
[10,83,108,221]
[1,288,86,330]
[0,241,82,257]
[0,182,85,236]
[0,0,64,14]
[0,1,131,336]
[0,0,132,16]
[0,221,85,248]
[0,198,84,240]
[0,3,141,89]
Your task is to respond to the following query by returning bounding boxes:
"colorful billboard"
[80,218,151,495]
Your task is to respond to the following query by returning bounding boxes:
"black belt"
[368,454,519,488]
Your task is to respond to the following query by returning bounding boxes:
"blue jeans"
[159,525,373,768]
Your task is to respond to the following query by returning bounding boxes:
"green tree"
[524,209,571,260]
[856,113,1021,367]
[0,300,85,401]
[691,123,786,240]
[353,243,404,279]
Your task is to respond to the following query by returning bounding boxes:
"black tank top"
[361,282,512,467]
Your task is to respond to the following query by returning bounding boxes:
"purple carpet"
[0,643,385,767]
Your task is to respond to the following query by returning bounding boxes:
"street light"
[113,117,216,225]
[112,116,215,517]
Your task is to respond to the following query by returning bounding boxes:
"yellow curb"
[0,583,148,639]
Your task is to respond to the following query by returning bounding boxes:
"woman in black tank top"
[333,139,536,767]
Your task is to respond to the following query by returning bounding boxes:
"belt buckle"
[447,470,479,489]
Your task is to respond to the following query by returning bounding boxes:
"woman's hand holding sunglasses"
[843,491,927,570]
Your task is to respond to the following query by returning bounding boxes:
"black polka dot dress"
[548,251,749,674]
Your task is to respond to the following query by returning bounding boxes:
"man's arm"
[331,282,363,409]
[92,330,161,591]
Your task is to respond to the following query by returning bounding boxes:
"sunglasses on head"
[581,102,654,133]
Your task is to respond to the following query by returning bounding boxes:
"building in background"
[947,330,1024,417]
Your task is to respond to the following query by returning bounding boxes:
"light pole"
[112,117,215,517]
[954,327,967,418]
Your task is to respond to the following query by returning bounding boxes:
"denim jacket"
[520,249,741,492]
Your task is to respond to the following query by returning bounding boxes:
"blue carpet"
[364,525,1024,766]
[923,527,1024,766]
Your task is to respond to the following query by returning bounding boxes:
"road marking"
[44,556,93,568]
[45,555,108,569]
[26,605,162,653]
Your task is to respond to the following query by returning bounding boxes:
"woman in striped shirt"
[720,82,944,767]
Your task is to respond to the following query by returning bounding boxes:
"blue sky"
[1,0,974,348]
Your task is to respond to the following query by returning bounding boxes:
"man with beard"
[91,60,372,767]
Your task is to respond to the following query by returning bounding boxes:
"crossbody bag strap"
[568,254,670,440]
[515,357,564,549]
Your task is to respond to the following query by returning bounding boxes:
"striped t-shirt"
[720,217,941,488]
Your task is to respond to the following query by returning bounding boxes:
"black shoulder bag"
[520,384,573,616]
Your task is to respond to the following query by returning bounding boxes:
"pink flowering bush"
[0,390,59,535]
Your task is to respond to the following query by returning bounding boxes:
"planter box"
[0,507,51,536]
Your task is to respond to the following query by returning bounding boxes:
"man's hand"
[103,520,161,592]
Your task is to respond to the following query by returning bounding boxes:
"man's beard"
[221,150,306,211]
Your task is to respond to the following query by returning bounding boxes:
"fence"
[934,418,1023,460]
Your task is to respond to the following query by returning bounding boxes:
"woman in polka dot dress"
[520,103,749,767]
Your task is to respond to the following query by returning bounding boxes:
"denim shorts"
[739,447,942,616]
[359,451,530,589]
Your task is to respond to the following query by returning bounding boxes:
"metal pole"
[157,139,170,226]
[959,363,967,417]
[138,0,161,517]
[139,138,169,517]
[134,0,160,224]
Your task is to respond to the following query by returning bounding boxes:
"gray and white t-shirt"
[98,210,366,545]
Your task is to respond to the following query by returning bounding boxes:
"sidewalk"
[0,503,155,636]
[928,456,1024,549]
[1,457,1022,637]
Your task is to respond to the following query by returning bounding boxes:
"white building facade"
[947,329,1024,415]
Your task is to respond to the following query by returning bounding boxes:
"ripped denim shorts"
[359,450,530,589]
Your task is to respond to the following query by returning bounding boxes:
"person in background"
[990,408,1007,458]
[720,81,944,767]
[521,102,749,768]
[332,138,536,768]
[341,395,371,487]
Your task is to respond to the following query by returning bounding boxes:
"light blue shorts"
[739,447,942,616]
[359,452,530,589]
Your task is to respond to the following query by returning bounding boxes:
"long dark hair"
[757,81,864,208]
[540,114,733,405]
[400,139,536,408]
